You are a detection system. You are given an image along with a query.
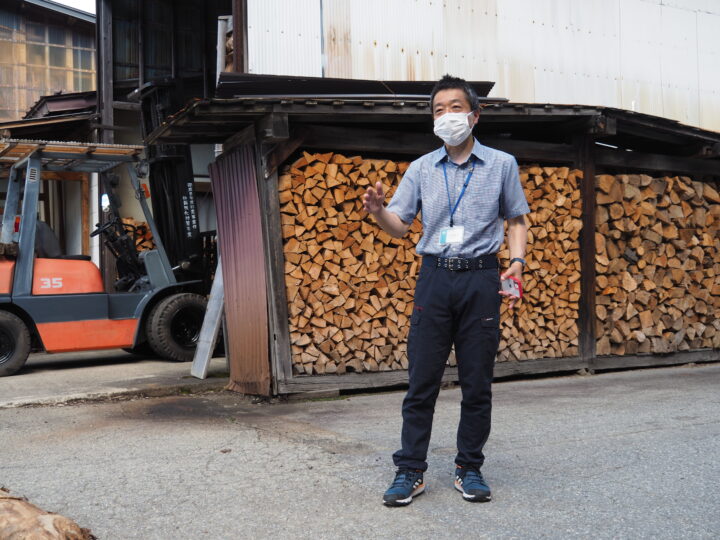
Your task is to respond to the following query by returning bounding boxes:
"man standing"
[363,75,530,505]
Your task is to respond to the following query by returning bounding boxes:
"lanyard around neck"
[442,160,475,227]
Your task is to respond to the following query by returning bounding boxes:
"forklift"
[0,140,208,376]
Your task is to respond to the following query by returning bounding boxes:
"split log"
[497,165,583,361]
[0,488,95,539]
[595,174,720,355]
[281,155,584,373]
[281,152,417,374]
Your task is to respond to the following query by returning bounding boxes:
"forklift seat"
[35,222,91,261]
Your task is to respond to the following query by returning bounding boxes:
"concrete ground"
[0,350,229,408]
[1,361,719,539]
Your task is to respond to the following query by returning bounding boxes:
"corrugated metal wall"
[246,0,720,131]
[246,0,323,76]
[208,144,271,396]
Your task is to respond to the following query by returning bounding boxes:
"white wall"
[246,0,720,131]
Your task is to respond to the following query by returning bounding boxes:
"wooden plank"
[277,350,720,395]
[595,146,720,177]
[277,357,590,394]
[493,357,587,378]
[576,134,597,371]
[256,166,294,393]
[593,349,720,371]
[191,258,225,379]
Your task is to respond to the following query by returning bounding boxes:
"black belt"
[423,254,498,271]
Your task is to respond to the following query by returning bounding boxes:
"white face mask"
[433,111,474,146]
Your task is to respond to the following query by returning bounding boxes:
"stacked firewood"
[281,152,421,375]
[280,153,584,374]
[121,218,155,251]
[595,174,720,355]
[497,166,583,361]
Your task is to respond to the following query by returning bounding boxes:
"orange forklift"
[0,140,208,376]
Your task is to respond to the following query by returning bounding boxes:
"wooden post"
[254,151,293,394]
[97,0,115,291]
[232,0,248,73]
[576,134,597,372]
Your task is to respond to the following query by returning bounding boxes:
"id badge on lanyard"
[439,161,474,247]
[439,225,464,245]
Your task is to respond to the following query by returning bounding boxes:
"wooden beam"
[576,134,597,372]
[479,137,575,163]
[262,128,309,178]
[302,124,575,161]
[595,146,720,177]
[232,0,248,73]
[97,0,113,145]
[222,124,255,153]
[256,113,289,142]
[0,171,86,181]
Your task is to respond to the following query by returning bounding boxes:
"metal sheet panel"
[660,0,720,15]
[246,0,720,131]
[660,5,701,126]
[697,11,720,130]
[619,0,664,116]
[208,144,271,396]
[247,0,323,76]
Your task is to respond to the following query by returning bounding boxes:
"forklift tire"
[146,293,207,362]
[0,311,32,377]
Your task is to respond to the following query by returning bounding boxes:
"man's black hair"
[430,74,479,111]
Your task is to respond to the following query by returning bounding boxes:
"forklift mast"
[134,81,202,276]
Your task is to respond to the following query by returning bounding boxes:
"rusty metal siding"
[208,144,271,396]
[245,0,720,131]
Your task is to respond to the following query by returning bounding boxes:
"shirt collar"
[433,138,489,166]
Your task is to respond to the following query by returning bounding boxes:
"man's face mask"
[433,111,474,147]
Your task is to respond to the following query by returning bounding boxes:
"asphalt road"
[2,363,719,539]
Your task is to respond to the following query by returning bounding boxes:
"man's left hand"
[499,262,523,310]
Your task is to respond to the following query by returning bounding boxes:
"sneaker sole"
[454,480,491,502]
[383,483,426,507]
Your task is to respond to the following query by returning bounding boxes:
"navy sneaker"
[454,465,491,502]
[383,468,425,506]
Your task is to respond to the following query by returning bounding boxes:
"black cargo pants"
[392,256,501,471]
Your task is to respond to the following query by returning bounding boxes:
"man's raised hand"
[363,181,385,214]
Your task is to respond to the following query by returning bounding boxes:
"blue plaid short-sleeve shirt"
[386,138,530,258]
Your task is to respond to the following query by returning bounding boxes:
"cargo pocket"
[410,307,423,326]
[480,316,499,328]
[480,315,501,351]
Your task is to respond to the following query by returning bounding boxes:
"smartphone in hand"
[501,277,522,299]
